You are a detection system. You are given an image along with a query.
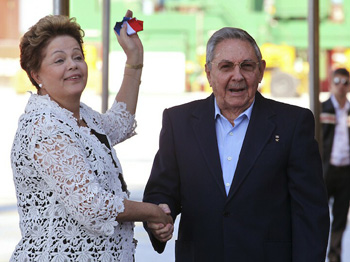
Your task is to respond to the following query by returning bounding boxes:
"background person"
[10,10,172,261]
[321,68,350,262]
[143,27,330,261]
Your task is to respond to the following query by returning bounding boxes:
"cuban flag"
[114,17,143,36]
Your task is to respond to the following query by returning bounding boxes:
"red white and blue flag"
[114,17,143,36]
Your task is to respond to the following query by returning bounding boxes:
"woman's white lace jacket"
[10,94,137,262]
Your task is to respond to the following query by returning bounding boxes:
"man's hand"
[147,204,174,242]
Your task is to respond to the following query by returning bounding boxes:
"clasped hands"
[148,204,174,242]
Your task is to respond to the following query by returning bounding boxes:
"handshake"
[147,203,174,243]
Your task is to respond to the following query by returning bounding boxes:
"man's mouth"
[228,86,246,93]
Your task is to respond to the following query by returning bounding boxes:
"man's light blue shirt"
[214,98,254,195]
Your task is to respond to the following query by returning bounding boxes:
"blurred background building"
[1,0,350,97]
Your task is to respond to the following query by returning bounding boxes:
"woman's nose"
[68,58,78,70]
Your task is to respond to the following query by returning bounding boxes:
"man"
[321,68,350,262]
[143,27,330,261]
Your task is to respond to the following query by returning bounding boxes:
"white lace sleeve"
[32,122,125,236]
[101,100,137,146]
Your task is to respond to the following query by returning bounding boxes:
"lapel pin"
[275,135,280,142]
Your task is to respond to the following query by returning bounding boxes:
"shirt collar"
[214,97,255,121]
[331,95,350,111]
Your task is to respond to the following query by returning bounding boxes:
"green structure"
[70,0,350,95]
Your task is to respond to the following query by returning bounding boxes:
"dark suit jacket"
[321,97,350,175]
[143,92,330,262]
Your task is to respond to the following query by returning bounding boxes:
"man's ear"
[258,60,266,83]
[205,63,212,87]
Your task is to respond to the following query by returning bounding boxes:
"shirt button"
[225,182,230,187]
[229,132,233,136]
[227,156,232,161]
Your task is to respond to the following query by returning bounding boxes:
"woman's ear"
[31,71,41,85]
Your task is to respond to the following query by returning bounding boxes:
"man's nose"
[230,65,244,81]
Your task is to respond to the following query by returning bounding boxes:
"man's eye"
[219,63,233,70]
[241,62,255,71]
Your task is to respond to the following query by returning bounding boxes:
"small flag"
[114,17,143,36]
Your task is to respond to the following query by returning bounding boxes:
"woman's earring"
[38,83,42,88]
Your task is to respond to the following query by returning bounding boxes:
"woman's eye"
[54,59,64,64]
[74,56,83,61]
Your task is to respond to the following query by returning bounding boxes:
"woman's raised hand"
[114,10,143,65]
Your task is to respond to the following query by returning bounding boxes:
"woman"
[10,10,173,261]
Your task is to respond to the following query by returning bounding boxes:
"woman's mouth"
[65,75,81,81]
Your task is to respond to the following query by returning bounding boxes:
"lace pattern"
[10,94,137,261]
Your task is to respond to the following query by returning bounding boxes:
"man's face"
[331,74,350,100]
[205,39,265,116]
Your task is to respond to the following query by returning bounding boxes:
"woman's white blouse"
[10,94,137,261]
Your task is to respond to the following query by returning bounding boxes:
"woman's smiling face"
[32,35,88,105]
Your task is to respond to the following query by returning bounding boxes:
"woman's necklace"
[76,114,84,126]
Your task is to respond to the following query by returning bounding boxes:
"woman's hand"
[147,204,174,242]
[114,9,143,114]
[148,203,173,224]
[114,10,143,65]
[116,200,174,242]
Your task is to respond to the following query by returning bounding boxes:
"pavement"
[1,86,349,261]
